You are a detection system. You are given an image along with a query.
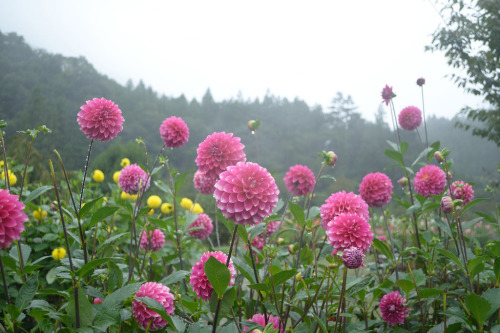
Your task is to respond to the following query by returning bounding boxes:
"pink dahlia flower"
[118,164,150,194]
[414,165,446,197]
[188,213,213,240]
[449,180,474,205]
[0,190,28,249]
[139,229,165,252]
[159,116,189,148]
[359,172,393,207]
[380,291,410,326]
[342,247,365,269]
[265,221,280,236]
[248,234,264,252]
[77,98,124,142]
[320,191,369,229]
[214,162,279,226]
[283,165,315,197]
[190,251,236,301]
[244,314,284,333]
[195,132,246,179]
[93,298,102,304]
[325,213,373,254]
[132,282,175,330]
[381,85,394,106]
[398,106,422,131]
[193,170,217,195]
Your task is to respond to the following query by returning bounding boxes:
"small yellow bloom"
[52,247,67,260]
[113,171,121,183]
[103,197,108,203]
[147,195,162,209]
[93,170,104,182]
[33,208,48,221]
[180,198,193,210]
[121,191,130,200]
[147,208,154,216]
[161,203,173,214]
[1,170,17,186]
[121,158,130,168]
[129,194,137,201]
[192,203,203,214]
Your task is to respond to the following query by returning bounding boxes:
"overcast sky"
[0,0,483,122]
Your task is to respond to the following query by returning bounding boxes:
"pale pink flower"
[118,164,150,194]
[193,170,217,195]
[132,282,174,330]
[195,132,246,179]
[244,314,284,333]
[139,229,165,252]
[414,165,446,197]
[0,190,28,248]
[449,180,474,205]
[214,162,279,226]
[381,85,394,106]
[190,251,236,301]
[398,106,422,131]
[359,172,393,207]
[320,191,369,229]
[325,213,373,254]
[188,214,213,240]
[380,291,410,325]
[283,165,315,197]
[159,116,189,148]
[77,98,124,141]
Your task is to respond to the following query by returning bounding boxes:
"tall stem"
[0,130,11,190]
[334,267,348,333]
[214,201,221,247]
[0,255,10,304]
[420,86,429,147]
[18,138,33,198]
[79,140,94,209]
[381,209,398,280]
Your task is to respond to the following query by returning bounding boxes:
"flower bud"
[446,171,453,182]
[440,196,453,214]
[416,78,426,86]
[326,151,338,167]
[397,177,408,187]
[342,247,365,269]
[434,151,444,163]
[295,272,302,282]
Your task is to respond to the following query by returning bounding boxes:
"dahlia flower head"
[283,164,315,197]
[118,164,150,194]
[414,165,446,197]
[381,85,394,106]
[159,116,189,148]
[380,291,410,326]
[190,251,236,301]
[244,314,284,333]
[320,191,369,229]
[214,162,279,226]
[77,97,124,142]
[248,234,264,252]
[193,170,217,195]
[132,282,175,330]
[325,213,373,254]
[139,229,165,252]
[195,132,246,179]
[265,221,280,236]
[398,106,422,131]
[359,172,393,207]
[188,213,213,240]
[449,180,474,205]
[342,247,365,269]
[0,190,28,249]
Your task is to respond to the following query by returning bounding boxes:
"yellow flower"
[161,203,173,214]
[192,203,203,213]
[103,197,108,203]
[180,198,193,210]
[147,195,162,209]
[121,191,130,200]
[147,208,154,216]
[121,158,130,168]
[113,171,121,183]
[52,247,67,260]
[129,194,137,201]
[33,208,48,221]
[1,170,17,186]
[93,170,104,182]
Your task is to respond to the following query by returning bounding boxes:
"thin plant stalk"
[18,137,34,198]
[408,263,426,332]
[0,255,10,304]
[247,239,270,323]
[79,139,94,209]
[0,130,11,190]
[214,201,221,247]
[381,209,399,280]
[50,159,79,328]
[420,85,429,147]
[334,266,348,333]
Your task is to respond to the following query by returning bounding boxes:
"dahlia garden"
[0,85,499,333]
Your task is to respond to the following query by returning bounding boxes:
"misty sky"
[0,0,484,122]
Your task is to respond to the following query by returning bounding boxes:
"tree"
[428,0,500,146]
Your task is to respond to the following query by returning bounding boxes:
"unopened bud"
[434,151,444,163]
[295,272,302,282]
[440,196,453,213]
[397,177,408,187]
[326,151,338,167]
[416,77,426,87]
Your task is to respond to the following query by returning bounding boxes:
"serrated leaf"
[67,288,93,328]
[288,202,305,227]
[75,258,111,280]
[419,288,444,299]
[465,293,490,327]
[101,283,141,312]
[232,257,256,284]
[372,238,393,264]
[24,185,53,204]
[346,276,375,297]
[271,269,296,286]
[437,248,465,272]
[16,272,38,311]
[411,147,433,168]
[79,196,103,219]
[384,149,403,166]
[89,206,120,228]
[208,287,236,324]
[204,256,230,298]
[395,279,414,296]
[160,270,189,286]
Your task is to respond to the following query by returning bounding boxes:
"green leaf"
[16,272,39,311]
[107,260,124,290]
[249,223,266,241]
[288,202,305,227]
[232,257,256,284]
[319,174,336,182]
[79,196,103,219]
[411,147,433,168]
[248,283,269,293]
[312,312,328,333]
[89,206,120,228]
[9,243,32,266]
[24,185,53,204]
[468,256,484,279]
[419,288,444,299]
[384,149,403,166]
[97,233,128,254]
[462,198,488,215]
[372,238,393,264]
[67,288,93,328]
[437,248,465,272]
[160,270,189,286]
[134,296,172,325]
[346,276,375,297]
[204,256,231,298]
[482,288,500,321]
[400,141,409,154]
[75,258,111,280]
[209,287,236,323]
[395,279,414,296]
[174,171,188,194]
[101,283,142,312]
[271,269,297,286]
[465,293,490,327]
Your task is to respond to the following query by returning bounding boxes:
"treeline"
[0,30,498,205]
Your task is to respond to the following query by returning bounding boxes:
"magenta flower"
[0,190,28,249]
[244,314,284,333]
[414,165,446,197]
[214,162,279,226]
[93,298,102,304]
[132,282,174,330]
[265,221,280,236]
[77,98,124,142]
[381,85,394,106]
[449,180,474,205]
[283,165,315,197]
[190,251,236,301]
[342,247,365,269]
[193,170,217,195]
[159,116,189,148]
[380,291,410,326]
[188,213,213,240]
[359,172,393,207]
[320,191,369,229]
[325,213,373,254]
[195,132,246,179]
[139,229,165,252]
[118,164,150,194]
[398,106,422,131]
[248,234,264,252]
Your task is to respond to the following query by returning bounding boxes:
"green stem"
[0,255,10,304]
[381,209,398,280]
[18,138,33,198]
[334,266,348,333]
[79,139,94,209]
[408,263,425,333]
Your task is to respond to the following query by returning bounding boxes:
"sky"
[0,0,484,122]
